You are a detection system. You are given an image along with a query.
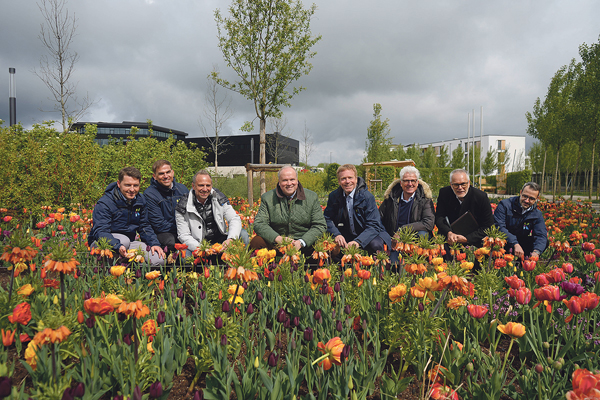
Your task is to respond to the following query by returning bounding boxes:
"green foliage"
[450,146,465,170]
[392,144,407,162]
[0,123,207,211]
[324,163,340,191]
[370,166,395,189]
[365,103,392,164]
[422,145,437,169]
[417,168,453,196]
[506,170,533,195]
[297,170,325,192]
[405,145,422,168]
[482,146,499,176]
[437,145,450,168]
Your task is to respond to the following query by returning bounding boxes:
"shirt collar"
[401,191,416,203]
[345,187,357,200]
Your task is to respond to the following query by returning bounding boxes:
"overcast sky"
[1,0,599,165]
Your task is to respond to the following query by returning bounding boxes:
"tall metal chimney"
[9,68,16,126]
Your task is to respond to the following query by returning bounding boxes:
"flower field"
[0,198,599,399]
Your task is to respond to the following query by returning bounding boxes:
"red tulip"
[467,304,488,319]
[581,292,600,311]
[562,263,574,273]
[504,275,524,290]
[585,253,596,264]
[522,260,536,271]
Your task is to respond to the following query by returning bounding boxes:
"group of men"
[88,162,548,266]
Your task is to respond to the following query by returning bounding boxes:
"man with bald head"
[251,166,326,255]
[435,169,494,247]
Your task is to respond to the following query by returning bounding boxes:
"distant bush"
[298,170,325,192]
[418,168,453,197]
[324,163,340,191]
[507,170,532,195]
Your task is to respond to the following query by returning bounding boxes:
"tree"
[213,0,321,193]
[392,144,407,162]
[422,145,437,169]
[437,145,450,168]
[450,146,465,170]
[406,145,423,168]
[364,103,392,163]
[482,147,498,176]
[300,120,313,166]
[267,116,294,163]
[199,67,234,176]
[34,0,93,133]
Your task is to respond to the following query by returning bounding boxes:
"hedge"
[506,170,532,195]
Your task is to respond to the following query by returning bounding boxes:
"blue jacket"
[143,178,188,234]
[88,182,160,251]
[494,196,548,255]
[324,177,391,249]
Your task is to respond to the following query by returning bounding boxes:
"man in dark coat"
[324,164,391,255]
[379,166,435,238]
[494,182,548,259]
[143,160,188,254]
[435,169,494,247]
[89,166,165,265]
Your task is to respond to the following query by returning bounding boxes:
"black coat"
[435,185,494,247]
[379,179,435,236]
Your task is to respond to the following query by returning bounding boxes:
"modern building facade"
[72,121,188,145]
[392,134,527,174]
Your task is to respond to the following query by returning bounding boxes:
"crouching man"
[175,170,248,253]
[88,167,165,265]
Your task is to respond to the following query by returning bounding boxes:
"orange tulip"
[446,296,467,310]
[84,297,115,315]
[389,284,407,303]
[8,302,32,325]
[581,292,600,310]
[312,268,331,285]
[316,337,345,370]
[566,368,600,400]
[1,329,15,346]
[467,304,488,319]
[17,284,34,297]
[497,322,526,338]
[145,271,161,280]
[110,265,126,277]
[141,319,158,337]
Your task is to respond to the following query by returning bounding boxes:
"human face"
[519,186,539,209]
[450,172,470,200]
[278,167,298,197]
[193,174,213,204]
[153,164,174,188]
[117,175,140,201]
[400,172,418,199]
[338,169,357,195]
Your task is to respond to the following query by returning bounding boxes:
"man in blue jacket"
[88,166,165,265]
[324,164,391,255]
[143,160,188,255]
[494,182,548,260]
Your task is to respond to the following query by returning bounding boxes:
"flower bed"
[0,199,599,399]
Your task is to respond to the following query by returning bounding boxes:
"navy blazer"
[494,196,548,255]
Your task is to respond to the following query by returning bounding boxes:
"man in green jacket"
[251,166,326,256]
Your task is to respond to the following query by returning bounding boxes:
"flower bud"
[303,295,312,306]
[72,382,85,397]
[0,377,13,399]
[376,302,381,311]
[254,356,260,368]
[418,303,424,312]
[198,282,203,290]
[177,288,184,299]
[242,282,248,289]
[215,316,223,329]
[199,291,206,300]
[157,311,166,325]
[344,304,351,315]
[535,364,544,374]
[341,344,350,362]
[304,274,309,283]
[336,320,343,332]
[332,309,336,319]
[278,274,283,282]
[173,278,179,285]
[303,327,313,341]
[268,352,278,367]
[62,388,75,400]
[221,334,228,346]
[466,363,474,372]
[132,386,142,400]
[334,282,341,292]
[85,316,96,328]
[222,301,230,313]
[348,376,354,390]
[277,308,287,323]
[193,390,203,400]
[293,316,299,327]
[268,272,274,281]
[314,309,322,323]
[135,269,142,278]
[246,303,254,314]
[283,317,291,329]
[123,334,132,346]
[257,291,264,301]
[149,381,163,399]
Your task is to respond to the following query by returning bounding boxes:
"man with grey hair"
[251,166,326,255]
[435,168,494,247]
[494,181,547,259]
[175,170,247,252]
[379,166,435,238]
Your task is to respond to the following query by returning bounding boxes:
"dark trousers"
[157,232,180,254]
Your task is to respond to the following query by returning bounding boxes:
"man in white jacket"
[175,170,248,252]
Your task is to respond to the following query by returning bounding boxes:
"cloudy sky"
[1,0,599,165]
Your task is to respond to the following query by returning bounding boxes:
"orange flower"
[77,311,85,324]
[566,368,600,400]
[224,266,259,282]
[44,257,79,274]
[1,329,15,346]
[117,300,150,319]
[84,297,115,315]
[447,296,467,310]
[104,293,123,308]
[141,319,158,337]
[467,304,488,319]
[25,341,38,370]
[110,265,127,277]
[581,292,600,310]
[316,337,345,370]
[497,322,526,338]
[413,277,440,301]
[313,268,331,285]
[1,245,38,263]
[389,284,407,303]
[17,284,34,297]
[8,302,32,325]
[405,263,427,275]
[174,243,188,251]
[33,326,72,345]
[145,271,161,280]
[344,268,353,278]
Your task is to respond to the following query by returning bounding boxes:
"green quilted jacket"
[253,182,326,247]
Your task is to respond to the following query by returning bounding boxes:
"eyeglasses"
[521,194,537,202]
[402,179,417,184]
[451,182,469,189]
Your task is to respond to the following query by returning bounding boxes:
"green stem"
[60,272,66,315]
[500,338,515,377]
[311,352,329,366]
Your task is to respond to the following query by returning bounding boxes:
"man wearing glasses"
[494,182,547,259]
[379,166,435,238]
[435,169,494,247]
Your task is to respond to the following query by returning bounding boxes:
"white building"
[391,134,527,174]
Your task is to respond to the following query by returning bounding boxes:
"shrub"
[507,170,532,195]
[324,163,340,191]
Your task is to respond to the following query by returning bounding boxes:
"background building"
[72,121,188,145]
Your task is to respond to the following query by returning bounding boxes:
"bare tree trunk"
[570,137,583,200]
[260,118,266,194]
[553,147,560,202]
[589,134,596,200]
[541,149,547,194]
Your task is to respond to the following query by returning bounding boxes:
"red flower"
[316,337,345,370]
[509,287,532,305]
[581,292,600,311]
[429,383,459,400]
[8,302,32,325]
[535,274,551,286]
[467,304,488,319]
[504,275,524,290]
[566,368,600,400]
[584,253,596,264]
[522,260,536,271]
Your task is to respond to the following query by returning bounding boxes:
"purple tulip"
[376,302,381,311]
[344,304,351,315]
[215,316,223,329]
[303,295,311,306]
[246,303,254,314]
[149,381,163,399]
[198,281,203,290]
[418,303,424,312]
[268,272,275,281]
[0,377,12,398]
[277,308,287,323]
[336,320,343,332]
[303,327,313,341]
[113,396,124,400]
[340,344,351,362]
[61,388,75,400]
[177,288,184,299]
[157,311,166,325]
[85,316,96,329]
[84,290,91,301]
[123,333,132,346]
[257,291,264,301]
[173,278,179,284]
[242,282,248,289]
[199,291,206,300]
[222,301,230,313]
[268,352,278,367]
[72,382,85,397]
[304,274,309,283]
[278,274,283,282]
[314,309,322,323]
[334,282,341,292]
[561,281,585,296]
[193,390,203,400]
[132,386,142,400]
[283,317,291,329]
[221,334,228,346]
[293,316,299,327]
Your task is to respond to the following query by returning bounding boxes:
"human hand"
[513,244,524,260]
[292,240,302,250]
[347,241,359,248]
[119,245,127,257]
[151,246,165,259]
[334,235,347,248]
